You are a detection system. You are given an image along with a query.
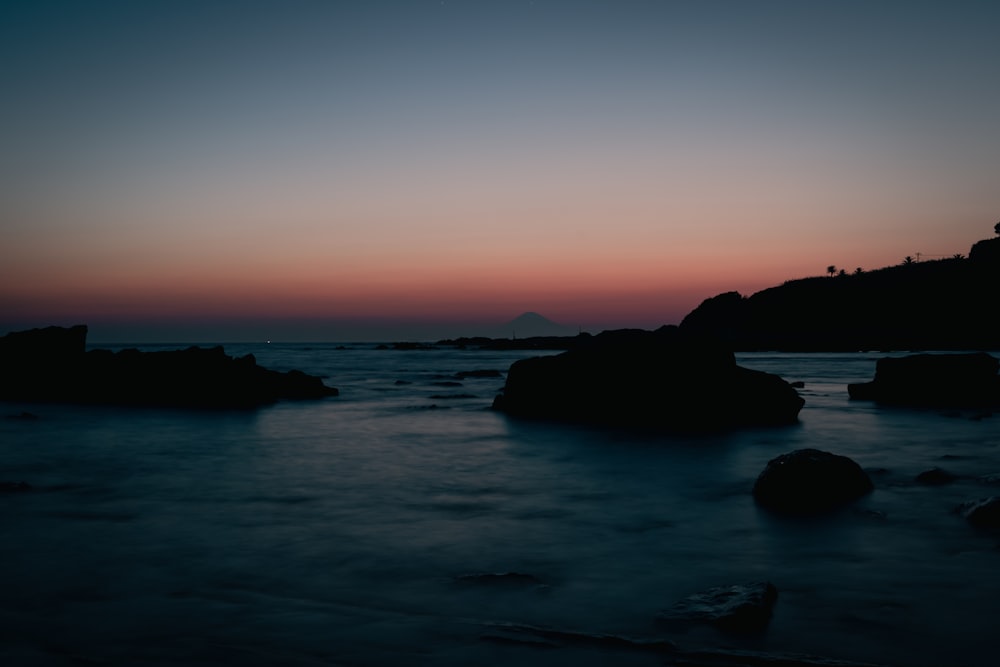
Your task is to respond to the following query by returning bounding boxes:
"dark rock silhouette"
[958,496,1000,528]
[1,481,32,493]
[5,411,40,420]
[753,448,874,515]
[680,234,1000,350]
[847,352,999,407]
[969,235,1000,264]
[492,326,803,431]
[915,467,959,485]
[0,325,338,408]
[657,581,778,633]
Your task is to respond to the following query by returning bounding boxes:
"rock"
[657,581,778,633]
[0,325,88,400]
[678,234,1000,352]
[492,326,804,431]
[5,411,40,420]
[0,325,338,408]
[915,467,959,485]
[753,449,874,515]
[455,572,546,588]
[958,496,1000,528]
[848,352,1000,408]
[0,481,32,493]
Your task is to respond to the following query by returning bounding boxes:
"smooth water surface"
[2,346,999,666]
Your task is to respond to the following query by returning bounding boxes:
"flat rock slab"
[658,581,778,633]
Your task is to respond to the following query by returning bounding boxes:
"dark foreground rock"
[848,352,999,408]
[657,581,778,633]
[958,496,1000,528]
[915,467,959,486]
[491,326,804,431]
[1,325,338,409]
[753,449,874,515]
[1,481,32,493]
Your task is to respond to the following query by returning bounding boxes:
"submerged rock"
[0,481,32,493]
[0,325,338,408]
[958,496,1000,528]
[848,352,1000,408]
[657,581,778,633]
[492,326,803,431]
[915,467,959,486]
[5,411,40,420]
[753,449,874,515]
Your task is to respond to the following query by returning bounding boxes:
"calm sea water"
[2,345,999,666]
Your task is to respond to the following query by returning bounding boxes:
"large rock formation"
[847,352,999,407]
[491,326,804,431]
[0,325,338,408]
[752,449,874,515]
[679,234,1000,351]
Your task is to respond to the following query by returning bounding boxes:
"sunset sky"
[2,1,999,341]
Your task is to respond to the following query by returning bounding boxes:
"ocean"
[2,344,999,666]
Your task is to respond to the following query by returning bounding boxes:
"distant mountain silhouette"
[501,312,577,339]
[679,235,1000,351]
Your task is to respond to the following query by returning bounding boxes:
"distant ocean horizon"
[3,344,999,666]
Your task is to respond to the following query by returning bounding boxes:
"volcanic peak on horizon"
[503,312,577,338]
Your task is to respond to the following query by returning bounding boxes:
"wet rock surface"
[658,581,779,633]
[958,496,1000,528]
[915,467,959,485]
[753,449,874,515]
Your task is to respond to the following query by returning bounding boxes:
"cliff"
[680,236,1000,351]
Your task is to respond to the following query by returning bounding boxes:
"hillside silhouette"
[679,233,1000,351]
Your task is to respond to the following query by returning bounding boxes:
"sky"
[2,1,999,342]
